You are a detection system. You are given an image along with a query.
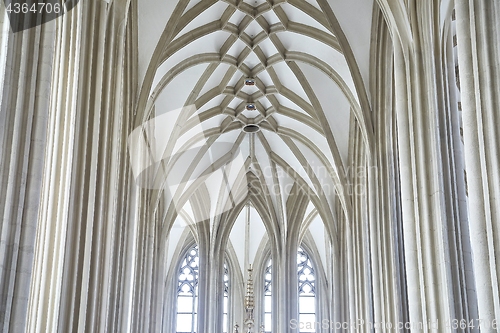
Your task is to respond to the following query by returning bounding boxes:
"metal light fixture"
[242,124,260,133]
[234,266,266,333]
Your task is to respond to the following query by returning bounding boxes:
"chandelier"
[233,266,265,333]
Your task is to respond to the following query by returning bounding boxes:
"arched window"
[263,258,272,333]
[298,247,316,332]
[176,245,199,333]
[223,261,230,333]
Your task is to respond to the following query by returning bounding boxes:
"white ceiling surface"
[325,0,374,102]
[166,214,193,269]
[229,205,267,273]
[297,62,351,164]
[308,214,328,269]
[137,0,177,85]
[153,64,210,116]
[135,0,373,271]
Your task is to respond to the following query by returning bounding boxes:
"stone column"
[455,0,500,331]
[392,3,463,328]
[26,0,135,332]
[0,5,56,333]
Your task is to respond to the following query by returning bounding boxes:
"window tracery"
[223,261,230,333]
[263,258,272,333]
[298,247,316,333]
[176,245,199,333]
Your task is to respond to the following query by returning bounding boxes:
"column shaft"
[455,0,500,330]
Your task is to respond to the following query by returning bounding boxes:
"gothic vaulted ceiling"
[131,0,374,262]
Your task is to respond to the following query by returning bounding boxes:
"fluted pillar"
[0,6,56,333]
[391,3,465,328]
[455,1,500,331]
[26,0,135,332]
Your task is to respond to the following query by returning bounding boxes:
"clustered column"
[455,0,500,331]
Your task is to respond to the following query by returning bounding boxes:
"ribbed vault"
[133,0,369,253]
